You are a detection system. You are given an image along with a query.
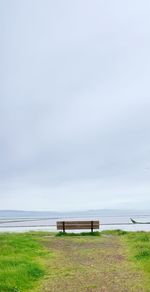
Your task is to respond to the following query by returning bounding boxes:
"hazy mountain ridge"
[0,209,150,218]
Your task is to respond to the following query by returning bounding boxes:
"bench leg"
[91,221,93,232]
[63,221,65,233]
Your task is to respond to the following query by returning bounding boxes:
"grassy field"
[1,231,150,291]
[0,232,53,292]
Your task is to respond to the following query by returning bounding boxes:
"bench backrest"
[57,220,99,232]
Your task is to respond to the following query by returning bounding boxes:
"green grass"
[124,231,150,278]
[56,231,101,236]
[0,232,53,291]
[1,230,150,291]
[102,229,127,236]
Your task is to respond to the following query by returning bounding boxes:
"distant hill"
[0,209,150,218]
[0,210,60,218]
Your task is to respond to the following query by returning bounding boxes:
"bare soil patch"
[37,235,147,292]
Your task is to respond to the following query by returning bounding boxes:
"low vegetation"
[0,232,52,292]
[125,231,150,279]
[1,231,150,291]
[56,231,101,236]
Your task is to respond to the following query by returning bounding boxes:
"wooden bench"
[57,220,99,233]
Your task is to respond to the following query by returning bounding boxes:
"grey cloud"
[0,0,150,210]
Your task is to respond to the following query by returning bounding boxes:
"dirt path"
[37,235,147,292]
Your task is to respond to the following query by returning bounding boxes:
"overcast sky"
[0,0,150,211]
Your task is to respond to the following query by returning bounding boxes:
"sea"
[1,209,150,233]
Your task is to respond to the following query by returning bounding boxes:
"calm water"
[1,210,150,232]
